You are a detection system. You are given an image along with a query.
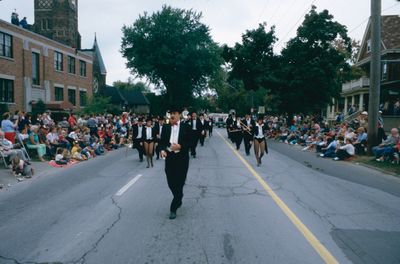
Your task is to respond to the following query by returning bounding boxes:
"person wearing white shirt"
[334,138,355,161]
[160,106,191,220]
[132,118,144,162]
[141,118,156,168]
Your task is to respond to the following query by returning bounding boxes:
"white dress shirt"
[170,121,180,145]
[146,127,152,140]
[136,126,143,139]
[255,124,264,138]
[192,120,197,130]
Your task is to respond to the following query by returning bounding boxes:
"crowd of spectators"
[265,112,400,164]
[0,110,152,176]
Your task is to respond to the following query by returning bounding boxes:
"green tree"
[113,78,151,93]
[222,23,278,91]
[121,5,222,106]
[82,96,111,115]
[275,6,351,115]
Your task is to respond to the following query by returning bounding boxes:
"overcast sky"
[1,0,399,85]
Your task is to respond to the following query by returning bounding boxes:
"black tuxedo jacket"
[141,126,157,141]
[132,124,144,139]
[187,118,205,133]
[160,122,191,154]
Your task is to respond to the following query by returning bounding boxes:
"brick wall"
[0,19,93,113]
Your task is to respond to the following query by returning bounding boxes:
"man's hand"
[160,150,167,159]
[171,143,181,152]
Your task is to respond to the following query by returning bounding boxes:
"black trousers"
[243,134,252,155]
[199,132,206,146]
[336,149,351,160]
[155,140,162,158]
[133,138,144,161]
[165,152,189,212]
[232,132,242,150]
[190,132,199,156]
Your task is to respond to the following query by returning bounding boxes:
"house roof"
[104,85,125,104]
[357,15,400,65]
[93,35,107,75]
[119,89,150,105]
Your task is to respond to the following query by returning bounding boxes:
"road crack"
[70,196,122,264]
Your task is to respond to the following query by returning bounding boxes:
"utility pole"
[367,0,381,154]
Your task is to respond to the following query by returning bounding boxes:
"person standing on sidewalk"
[160,106,191,219]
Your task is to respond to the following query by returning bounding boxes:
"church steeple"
[33,0,81,49]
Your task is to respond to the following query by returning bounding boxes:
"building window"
[32,52,40,85]
[79,60,86,77]
[68,56,76,74]
[55,87,64,101]
[41,19,51,30]
[0,32,13,58]
[382,61,388,81]
[0,79,14,103]
[79,90,87,106]
[68,89,76,105]
[54,51,63,71]
[367,39,371,53]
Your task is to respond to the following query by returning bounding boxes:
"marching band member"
[199,113,207,146]
[242,114,255,156]
[253,115,269,166]
[142,118,157,168]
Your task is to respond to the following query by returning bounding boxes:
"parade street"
[0,129,399,264]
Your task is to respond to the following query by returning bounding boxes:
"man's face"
[170,112,181,124]
[391,129,398,136]
[192,113,197,120]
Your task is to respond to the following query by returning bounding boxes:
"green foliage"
[274,6,351,114]
[121,5,222,106]
[32,99,46,119]
[222,23,278,91]
[113,78,151,93]
[82,96,112,115]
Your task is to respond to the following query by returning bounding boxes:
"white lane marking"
[115,174,143,196]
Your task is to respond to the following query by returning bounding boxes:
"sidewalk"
[270,140,399,177]
[0,161,60,191]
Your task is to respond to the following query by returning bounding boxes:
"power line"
[276,0,317,48]
[348,2,399,34]
[256,0,270,24]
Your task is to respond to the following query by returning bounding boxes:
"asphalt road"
[0,128,399,264]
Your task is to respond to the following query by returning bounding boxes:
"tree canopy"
[274,6,351,114]
[222,23,278,91]
[121,5,222,106]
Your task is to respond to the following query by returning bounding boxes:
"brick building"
[0,0,106,113]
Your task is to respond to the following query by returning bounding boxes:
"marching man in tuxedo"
[160,106,191,219]
[242,114,255,156]
[132,118,144,162]
[187,112,201,158]
[198,113,207,146]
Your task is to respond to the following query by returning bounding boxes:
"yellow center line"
[217,131,339,264]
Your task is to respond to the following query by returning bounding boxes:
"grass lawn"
[353,156,400,177]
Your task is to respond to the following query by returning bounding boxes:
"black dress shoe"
[169,212,177,219]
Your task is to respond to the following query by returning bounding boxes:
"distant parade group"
[127,107,268,219]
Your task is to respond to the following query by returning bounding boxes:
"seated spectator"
[0,130,29,162]
[1,112,18,144]
[26,126,46,162]
[46,127,61,157]
[354,127,368,155]
[334,138,355,161]
[319,137,338,158]
[373,128,400,161]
